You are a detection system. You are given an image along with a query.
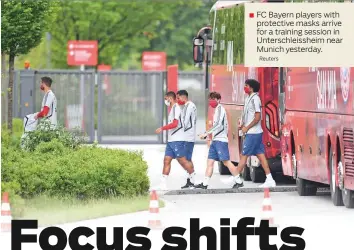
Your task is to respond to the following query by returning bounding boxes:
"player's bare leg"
[256,153,276,188]
[150,156,173,191]
[222,160,238,175]
[194,159,215,189]
[221,155,248,188]
[163,156,173,175]
[177,157,196,189]
[256,153,271,175]
[235,154,249,175]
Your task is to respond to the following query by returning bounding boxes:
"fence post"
[97,71,102,143]
[158,72,164,144]
[19,70,36,118]
[90,72,95,143]
[12,71,19,118]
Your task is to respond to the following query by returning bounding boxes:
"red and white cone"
[148,190,162,229]
[1,192,12,233]
[261,188,278,227]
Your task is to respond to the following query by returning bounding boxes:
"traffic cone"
[148,190,162,229]
[261,188,278,227]
[1,192,12,232]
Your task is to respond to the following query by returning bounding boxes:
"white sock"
[234,174,242,184]
[203,177,210,186]
[185,171,190,178]
[189,172,196,183]
[162,174,168,183]
[266,173,273,180]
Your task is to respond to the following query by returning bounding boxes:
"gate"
[13,70,96,143]
[5,69,205,144]
[97,71,165,144]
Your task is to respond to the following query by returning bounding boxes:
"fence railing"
[2,69,206,144]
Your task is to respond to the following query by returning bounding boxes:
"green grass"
[18,195,165,227]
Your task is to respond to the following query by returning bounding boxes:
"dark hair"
[165,91,176,99]
[177,89,188,97]
[41,76,53,87]
[245,79,260,92]
[209,91,221,100]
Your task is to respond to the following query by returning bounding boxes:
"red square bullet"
[249,13,254,18]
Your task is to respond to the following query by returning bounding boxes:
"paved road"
[3,191,353,250]
[100,144,295,191]
[2,144,352,250]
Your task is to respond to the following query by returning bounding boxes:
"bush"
[1,119,150,203]
[1,118,24,139]
[2,140,149,199]
[21,120,86,152]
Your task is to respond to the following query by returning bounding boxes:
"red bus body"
[205,0,282,181]
[280,67,354,207]
[196,0,354,207]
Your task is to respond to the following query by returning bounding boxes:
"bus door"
[259,67,281,159]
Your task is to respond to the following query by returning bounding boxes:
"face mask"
[177,100,185,105]
[244,86,250,94]
[40,85,45,91]
[164,99,170,106]
[209,99,218,108]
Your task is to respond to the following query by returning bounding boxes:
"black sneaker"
[232,182,244,188]
[181,178,194,189]
[194,183,208,189]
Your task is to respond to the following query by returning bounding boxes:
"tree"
[1,0,57,132]
[47,0,199,69]
[12,0,217,70]
[146,0,215,70]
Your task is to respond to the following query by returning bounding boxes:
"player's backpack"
[23,113,38,132]
[20,113,38,149]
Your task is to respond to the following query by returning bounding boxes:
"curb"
[163,186,331,196]
[164,186,298,195]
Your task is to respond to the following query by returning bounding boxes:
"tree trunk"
[7,54,15,133]
[1,52,7,124]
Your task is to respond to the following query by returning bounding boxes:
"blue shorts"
[242,133,265,156]
[208,141,230,161]
[165,141,186,159]
[184,142,195,161]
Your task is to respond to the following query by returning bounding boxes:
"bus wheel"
[296,178,317,196]
[329,147,343,206]
[342,188,354,208]
[250,166,265,183]
[242,158,251,181]
[218,162,231,175]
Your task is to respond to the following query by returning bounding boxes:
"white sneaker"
[221,176,237,187]
[259,178,276,188]
[150,182,168,191]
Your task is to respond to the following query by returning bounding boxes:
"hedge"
[1,119,150,216]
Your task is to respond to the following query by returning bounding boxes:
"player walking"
[223,79,276,188]
[194,92,240,189]
[176,90,197,188]
[153,91,196,190]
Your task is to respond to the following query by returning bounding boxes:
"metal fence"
[33,70,96,143]
[2,69,205,144]
[97,71,165,144]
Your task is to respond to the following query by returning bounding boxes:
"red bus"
[193,0,354,207]
[280,67,354,208]
[193,0,283,183]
